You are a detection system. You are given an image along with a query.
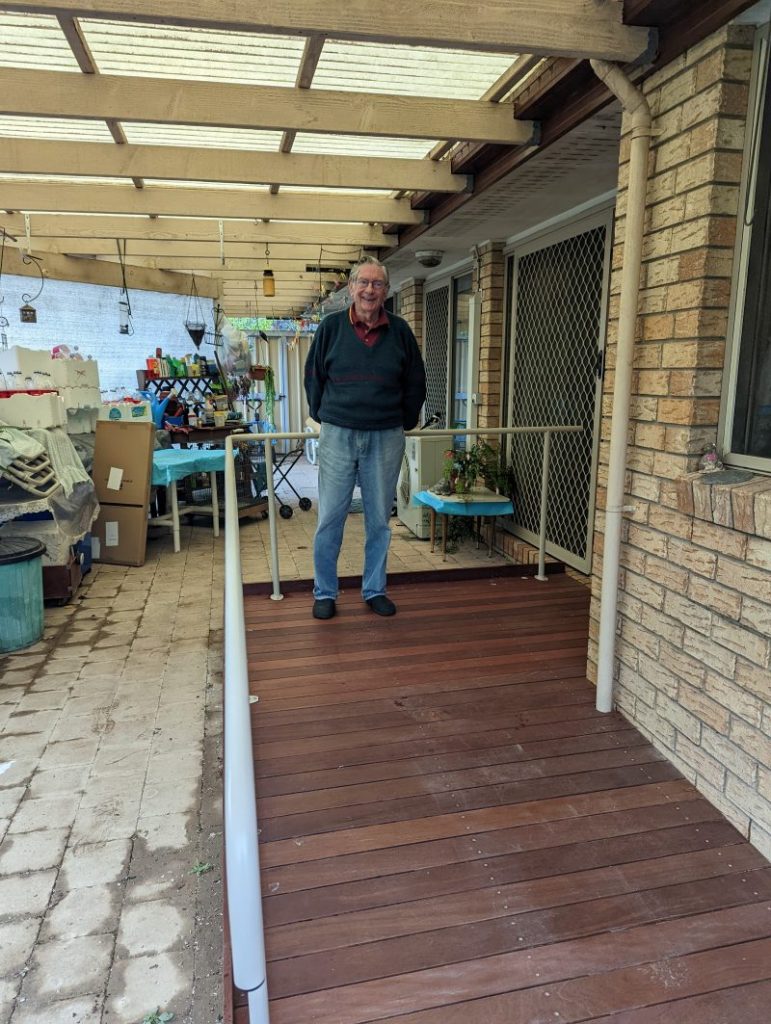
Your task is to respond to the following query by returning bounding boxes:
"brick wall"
[589,23,771,855]
[397,277,425,351]
[2,274,215,397]
[474,241,505,428]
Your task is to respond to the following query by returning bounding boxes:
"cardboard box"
[92,420,154,507]
[91,504,148,567]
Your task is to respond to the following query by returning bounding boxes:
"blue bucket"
[0,537,46,653]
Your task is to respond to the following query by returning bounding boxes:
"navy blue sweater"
[304,309,426,431]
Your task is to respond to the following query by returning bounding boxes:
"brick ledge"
[675,471,771,536]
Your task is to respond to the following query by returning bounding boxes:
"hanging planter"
[248,365,268,381]
[185,274,206,348]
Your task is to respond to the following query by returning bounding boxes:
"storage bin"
[0,537,46,652]
[0,391,67,428]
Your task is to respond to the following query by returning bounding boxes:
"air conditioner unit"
[397,434,447,539]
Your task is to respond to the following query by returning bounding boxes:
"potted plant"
[441,441,500,495]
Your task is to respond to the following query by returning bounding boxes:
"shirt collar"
[349,304,389,330]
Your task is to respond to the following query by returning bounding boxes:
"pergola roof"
[0,1,707,315]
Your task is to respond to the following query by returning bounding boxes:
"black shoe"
[366,595,396,617]
[313,599,336,620]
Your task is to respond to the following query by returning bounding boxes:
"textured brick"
[674,732,726,789]
[682,627,737,679]
[704,673,763,729]
[711,616,769,666]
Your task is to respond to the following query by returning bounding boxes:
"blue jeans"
[313,423,405,601]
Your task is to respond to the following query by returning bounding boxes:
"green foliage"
[190,861,213,876]
[442,441,511,495]
[141,1009,174,1024]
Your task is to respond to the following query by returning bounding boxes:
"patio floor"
[230,572,771,1023]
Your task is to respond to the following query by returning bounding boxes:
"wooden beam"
[0,181,421,224]
[0,138,465,193]
[7,236,390,257]
[0,213,388,246]
[91,255,357,271]
[0,68,537,145]
[1,2,654,62]
[2,244,220,296]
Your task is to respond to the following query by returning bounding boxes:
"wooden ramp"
[229,573,771,1023]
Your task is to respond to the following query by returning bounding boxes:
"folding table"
[151,448,235,552]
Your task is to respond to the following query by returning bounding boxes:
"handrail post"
[262,438,283,601]
[536,429,552,581]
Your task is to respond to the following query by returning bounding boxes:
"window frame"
[722,21,771,473]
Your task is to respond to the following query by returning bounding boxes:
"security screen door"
[505,211,612,573]
[424,282,450,427]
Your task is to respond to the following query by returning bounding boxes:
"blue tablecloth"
[414,489,514,518]
[152,448,233,486]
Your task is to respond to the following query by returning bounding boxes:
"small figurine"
[699,443,724,473]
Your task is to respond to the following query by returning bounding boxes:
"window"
[726,26,771,469]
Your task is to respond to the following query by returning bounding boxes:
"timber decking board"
[229,573,771,1023]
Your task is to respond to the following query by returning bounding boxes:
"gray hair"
[349,255,389,287]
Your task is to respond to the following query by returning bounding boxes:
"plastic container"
[0,537,46,652]
[0,391,67,428]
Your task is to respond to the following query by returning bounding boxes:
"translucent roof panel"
[282,186,393,197]
[293,134,435,159]
[121,123,282,151]
[142,180,271,192]
[313,41,516,99]
[82,19,305,85]
[0,13,81,72]
[0,172,126,185]
[0,116,115,142]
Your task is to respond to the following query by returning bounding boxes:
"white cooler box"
[0,391,67,429]
[0,345,57,390]
[52,359,100,390]
[98,401,152,423]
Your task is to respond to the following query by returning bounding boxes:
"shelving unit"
[136,372,223,402]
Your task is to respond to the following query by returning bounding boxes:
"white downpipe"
[590,60,653,714]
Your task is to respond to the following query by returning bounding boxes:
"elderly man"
[304,256,426,620]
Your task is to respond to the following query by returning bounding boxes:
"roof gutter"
[589,59,653,714]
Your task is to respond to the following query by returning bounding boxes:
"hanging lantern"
[19,252,44,323]
[184,274,206,348]
[119,294,131,334]
[262,242,275,296]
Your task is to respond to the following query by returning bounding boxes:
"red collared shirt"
[349,304,389,347]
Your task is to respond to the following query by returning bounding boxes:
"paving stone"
[0,762,33,790]
[8,795,79,834]
[136,812,192,852]
[22,934,113,1003]
[0,828,69,876]
[13,691,68,713]
[0,735,47,759]
[105,950,192,1024]
[10,994,102,1024]
[0,871,56,920]
[49,714,103,744]
[27,765,89,798]
[0,918,39,977]
[79,770,145,809]
[69,801,140,846]
[60,839,131,890]
[37,738,100,770]
[6,711,60,736]
[0,789,24,821]
[0,978,20,1024]
[139,780,198,819]
[41,884,120,941]
[116,900,188,957]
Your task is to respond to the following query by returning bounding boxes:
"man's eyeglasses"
[352,279,387,290]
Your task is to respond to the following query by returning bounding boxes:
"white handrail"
[223,432,269,1022]
[221,421,580,1024]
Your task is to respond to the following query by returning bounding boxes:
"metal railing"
[221,422,580,1023]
